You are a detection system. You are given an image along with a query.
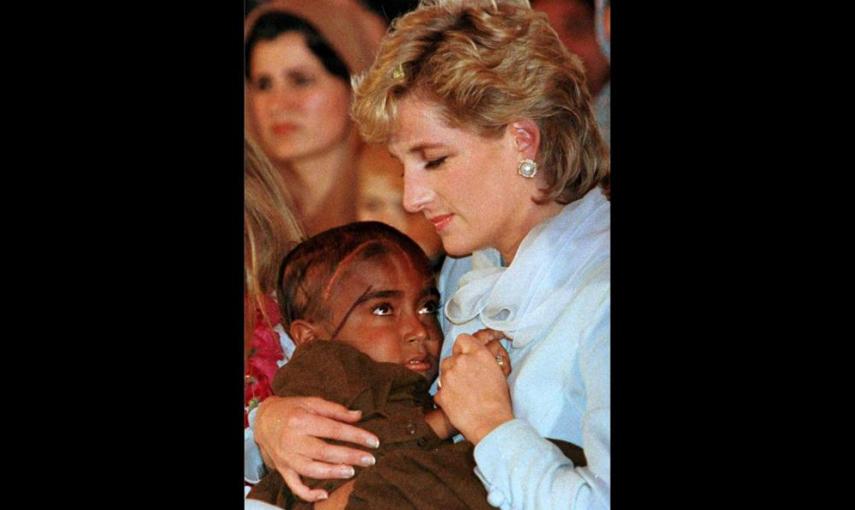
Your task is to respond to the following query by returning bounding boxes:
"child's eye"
[372,303,394,316]
[419,300,440,315]
[425,156,447,169]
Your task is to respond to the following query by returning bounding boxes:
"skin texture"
[248,32,352,166]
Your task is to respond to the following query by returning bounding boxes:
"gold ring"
[495,355,505,367]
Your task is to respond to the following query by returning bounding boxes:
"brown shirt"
[247,341,585,509]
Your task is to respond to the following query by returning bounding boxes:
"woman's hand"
[434,332,515,444]
[253,396,380,502]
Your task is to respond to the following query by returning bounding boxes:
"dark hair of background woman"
[245,11,349,82]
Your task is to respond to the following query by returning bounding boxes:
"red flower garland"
[245,294,284,427]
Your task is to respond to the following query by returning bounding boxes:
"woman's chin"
[441,239,478,259]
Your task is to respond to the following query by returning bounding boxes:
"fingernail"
[340,466,356,478]
[317,492,329,500]
[366,437,380,449]
[361,455,376,466]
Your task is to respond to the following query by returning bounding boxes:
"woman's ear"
[509,119,541,161]
[289,319,324,346]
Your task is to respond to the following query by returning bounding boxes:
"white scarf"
[444,188,610,348]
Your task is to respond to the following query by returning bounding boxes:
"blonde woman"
[253,2,610,508]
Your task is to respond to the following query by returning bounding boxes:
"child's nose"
[402,315,430,347]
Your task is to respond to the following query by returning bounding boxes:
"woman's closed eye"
[425,156,447,169]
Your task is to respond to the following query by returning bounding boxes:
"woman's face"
[248,32,352,164]
[388,96,533,259]
[321,249,442,381]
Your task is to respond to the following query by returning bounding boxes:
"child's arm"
[424,407,457,440]
[314,480,355,510]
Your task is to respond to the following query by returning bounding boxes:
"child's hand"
[471,328,512,377]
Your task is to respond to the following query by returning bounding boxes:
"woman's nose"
[402,171,433,213]
[269,86,299,114]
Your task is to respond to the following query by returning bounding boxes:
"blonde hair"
[352,0,609,204]
[245,136,305,325]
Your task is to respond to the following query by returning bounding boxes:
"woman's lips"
[429,213,453,232]
[271,122,297,135]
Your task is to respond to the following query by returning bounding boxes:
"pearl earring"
[517,158,538,178]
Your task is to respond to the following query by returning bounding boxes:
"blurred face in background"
[356,144,445,265]
[248,32,352,164]
[534,0,609,96]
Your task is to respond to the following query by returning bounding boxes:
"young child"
[247,221,584,509]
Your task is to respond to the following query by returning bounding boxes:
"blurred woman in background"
[245,0,384,235]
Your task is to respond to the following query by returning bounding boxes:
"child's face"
[322,249,442,380]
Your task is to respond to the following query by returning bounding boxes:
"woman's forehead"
[388,98,453,154]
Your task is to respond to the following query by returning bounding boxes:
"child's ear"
[289,319,324,346]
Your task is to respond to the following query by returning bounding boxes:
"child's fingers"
[282,468,329,503]
[471,328,507,346]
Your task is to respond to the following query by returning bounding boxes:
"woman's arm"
[437,288,610,509]
[251,395,381,502]
[471,299,610,510]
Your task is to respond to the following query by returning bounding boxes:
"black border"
[67,1,247,505]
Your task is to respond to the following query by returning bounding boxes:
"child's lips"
[406,357,433,373]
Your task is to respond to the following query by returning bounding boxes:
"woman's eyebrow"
[390,142,444,160]
[408,143,444,154]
